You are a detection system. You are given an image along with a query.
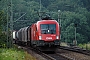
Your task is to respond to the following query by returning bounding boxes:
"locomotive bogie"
[31,40,60,47]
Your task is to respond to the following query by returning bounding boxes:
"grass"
[78,43,90,50]
[0,48,36,60]
[60,42,90,50]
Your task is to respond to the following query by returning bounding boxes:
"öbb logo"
[46,37,52,40]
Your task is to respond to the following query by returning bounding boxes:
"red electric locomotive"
[29,18,60,51]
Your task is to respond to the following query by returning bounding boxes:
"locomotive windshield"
[40,24,56,34]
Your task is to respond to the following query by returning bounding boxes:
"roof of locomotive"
[37,19,58,24]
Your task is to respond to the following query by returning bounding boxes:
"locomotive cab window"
[40,24,56,34]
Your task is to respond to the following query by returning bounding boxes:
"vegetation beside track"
[61,42,90,50]
[78,43,90,50]
[0,48,36,60]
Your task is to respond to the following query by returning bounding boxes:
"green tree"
[0,10,7,48]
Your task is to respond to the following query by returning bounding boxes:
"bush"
[0,31,7,48]
[78,43,90,50]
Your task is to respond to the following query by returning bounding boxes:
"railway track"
[15,44,90,60]
[16,45,71,60]
[25,46,69,60]
[60,46,90,56]
[46,53,69,60]
[58,46,90,60]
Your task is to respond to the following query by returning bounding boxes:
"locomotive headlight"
[56,36,59,39]
[39,36,42,40]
